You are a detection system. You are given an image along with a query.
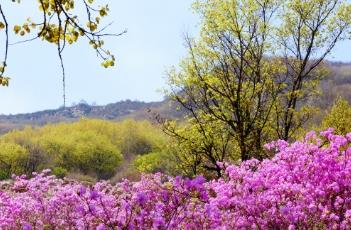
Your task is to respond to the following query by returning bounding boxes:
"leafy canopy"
[162,0,351,177]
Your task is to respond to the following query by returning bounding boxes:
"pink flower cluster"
[1,129,351,229]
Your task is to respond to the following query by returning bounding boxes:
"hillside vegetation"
[0,99,185,135]
[0,119,175,181]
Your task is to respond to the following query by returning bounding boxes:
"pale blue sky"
[0,0,199,114]
[0,1,350,115]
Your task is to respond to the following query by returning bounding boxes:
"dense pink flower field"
[1,129,351,229]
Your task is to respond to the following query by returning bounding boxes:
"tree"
[0,0,126,106]
[273,0,351,140]
[160,119,238,178]
[163,0,351,176]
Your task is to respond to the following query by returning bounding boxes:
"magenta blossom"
[0,130,351,229]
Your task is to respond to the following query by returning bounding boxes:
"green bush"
[0,142,28,179]
[40,130,123,179]
[321,98,351,135]
[0,118,168,180]
[134,151,178,175]
[52,166,68,179]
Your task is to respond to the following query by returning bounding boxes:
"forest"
[1,0,351,229]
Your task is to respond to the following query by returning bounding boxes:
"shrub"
[133,151,178,175]
[51,166,68,179]
[0,119,166,179]
[0,142,28,179]
[322,98,351,135]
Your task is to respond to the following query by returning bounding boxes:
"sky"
[0,0,199,114]
[0,1,350,115]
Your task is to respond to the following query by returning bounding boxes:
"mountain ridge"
[0,99,183,134]
[1,61,351,135]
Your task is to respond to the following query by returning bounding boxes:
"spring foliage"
[164,0,351,175]
[322,98,351,135]
[0,119,169,179]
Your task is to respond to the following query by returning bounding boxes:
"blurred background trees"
[0,119,175,181]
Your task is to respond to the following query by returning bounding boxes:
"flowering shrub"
[1,129,351,229]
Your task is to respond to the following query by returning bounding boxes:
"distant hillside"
[0,99,185,135]
[1,61,351,135]
[318,62,351,108]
